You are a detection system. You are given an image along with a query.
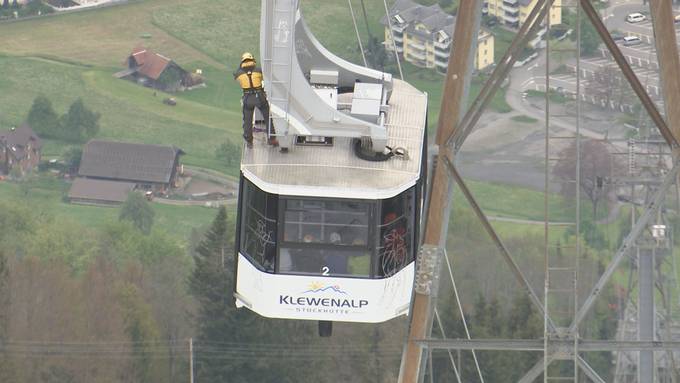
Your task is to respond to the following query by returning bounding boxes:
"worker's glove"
[240,99,243,107]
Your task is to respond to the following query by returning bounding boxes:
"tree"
[188,206,235,381]
[553,139,617,219]
[1,0,8,9]
[0,250,15,382]
[188,208,296,382]
[580,14,600,56]
[365,36,388,70]
[215,139,241,167]
[119,192,155,235]
[118,283,161,383]
[60,98,100,142]
[588,66,618,107]
[11,0,17,8]
[62,146,82,174]
[0,251,8,336]
[27,95,60,137]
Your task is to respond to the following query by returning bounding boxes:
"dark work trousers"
[242,91,276,143]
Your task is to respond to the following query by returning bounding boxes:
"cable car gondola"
[234,0,427,333]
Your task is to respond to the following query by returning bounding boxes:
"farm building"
[0,123,42,177]
[67,178,135,206]
[118,47,203,92]
[73,139,184,200]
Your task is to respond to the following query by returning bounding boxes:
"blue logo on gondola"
[302,283,348,295]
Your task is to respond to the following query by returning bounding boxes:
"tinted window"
[279,198,372,277]
[378,188,416,277]
[283,199,370,245]
[240,180,278,271]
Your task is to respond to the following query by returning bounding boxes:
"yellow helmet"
[241,52,255,63]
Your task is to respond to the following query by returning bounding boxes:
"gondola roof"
[241,79,427,200]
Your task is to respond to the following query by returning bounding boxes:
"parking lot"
[520,6,674,115]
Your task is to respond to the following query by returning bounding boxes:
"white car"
[626,12,646,23]
[622,36,641,46]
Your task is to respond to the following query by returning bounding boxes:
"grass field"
[0,0,536,246]
[0,176,224,243]
[0,0,511,134]
[511,115,539,124]
[463,179,608,223]
[0,0,218,67]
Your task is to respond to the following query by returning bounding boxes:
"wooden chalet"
[0,123,42,177]
[118,47,202,92]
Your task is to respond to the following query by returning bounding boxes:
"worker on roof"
[234,52,279,149]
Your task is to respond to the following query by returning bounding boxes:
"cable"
[347,0,368,67]
[444,249,485,383]
[433,307,462,383]
[381,0,404,80]
[359,0,374,42]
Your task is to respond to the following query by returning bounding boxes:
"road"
[459,1,652,192]
[505,51,610,141]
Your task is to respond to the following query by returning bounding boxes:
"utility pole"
[189,338,194,383]
[397,1,481,382]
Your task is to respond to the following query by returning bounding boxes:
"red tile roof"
[129,47,172,80]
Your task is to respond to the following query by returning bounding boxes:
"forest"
[0,191,625,382]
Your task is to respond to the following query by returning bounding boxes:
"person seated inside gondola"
[323,232,348,276]
[294,234,324,274]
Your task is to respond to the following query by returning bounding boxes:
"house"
[485,0,561,28]
[75,139,184,198]
[119,47,202,92]
[382,0,495,72]
[0,123,42,177]
[67,178,136,206]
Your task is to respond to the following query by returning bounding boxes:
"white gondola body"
[234,0,428,323]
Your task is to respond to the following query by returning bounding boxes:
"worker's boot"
[246,140,254,149]
[268,137,279,147]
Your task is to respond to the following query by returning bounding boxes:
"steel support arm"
[417,338,680,352]
[448,0,555,150]
[649,0,680,145]
[398,1,481,382]
[568,161,680,333]
[518,358,549,383]
[577,356,606,383]
[442,155,557,333]
[580,0,678,148]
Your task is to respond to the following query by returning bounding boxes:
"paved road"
[153,197,236,206]
[506,54,608,140]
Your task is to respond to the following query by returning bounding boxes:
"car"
[622,35,642,46]
[626,12,646,23]
[675,14,680,23]
[610,31,625,41]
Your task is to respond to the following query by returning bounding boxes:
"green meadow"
[0,0,604,244]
